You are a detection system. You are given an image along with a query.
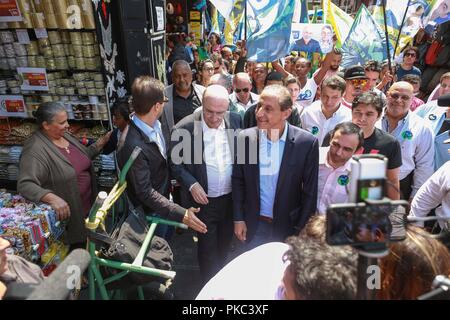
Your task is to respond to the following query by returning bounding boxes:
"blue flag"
[246,0,296,62]
[341,5,392,68]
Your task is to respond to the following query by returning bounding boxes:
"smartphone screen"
[326,203,393,246]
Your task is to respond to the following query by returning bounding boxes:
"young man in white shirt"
[301,75,352,145]
[379,81,434,201]
[317,122,364,215]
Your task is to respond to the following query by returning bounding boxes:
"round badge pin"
[311,126,319,135]
[401,130,413,140]
[337,175,349,186]
[428,114,437,121]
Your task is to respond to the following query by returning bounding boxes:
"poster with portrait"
[290,23,334,55]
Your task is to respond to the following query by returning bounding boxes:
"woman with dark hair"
[197,59,214,87]
[17,102,111,250]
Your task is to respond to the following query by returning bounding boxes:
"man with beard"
[379,82,434,201]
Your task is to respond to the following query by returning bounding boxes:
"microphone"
[433,275,450,289]
[437,93,450,107]
[27,249,91,300]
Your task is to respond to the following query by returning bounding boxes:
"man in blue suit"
[232,85,319,250]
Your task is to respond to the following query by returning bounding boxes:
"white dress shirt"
[202,116,233,197]
[317,147,352,215]
[300,100,352,146]
[409,161,450,228]
[378,111,435,197]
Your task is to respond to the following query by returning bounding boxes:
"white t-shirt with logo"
[296,78,318,108]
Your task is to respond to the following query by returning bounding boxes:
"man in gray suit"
[170,85,242,283]
[161,60,206,143]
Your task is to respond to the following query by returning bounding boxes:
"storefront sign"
[0,95,26,117]
[17,67,49,91]
[0,0,22,22]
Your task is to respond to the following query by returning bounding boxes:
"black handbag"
[97,204,174,289]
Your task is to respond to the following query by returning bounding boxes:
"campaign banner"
[17,67,49,91]
[246,0,296,62]
[341,5,391,68]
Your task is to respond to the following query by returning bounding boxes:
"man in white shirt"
[379,81,434,201]
[229,72,259,111]
[409,160,450,229]
[170,85,242,284]
[317,122,364,215]
[301,75,351,145]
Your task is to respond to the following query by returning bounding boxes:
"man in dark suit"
[233,85,319,250]
[170,85,242,283]
[117,75,207,236]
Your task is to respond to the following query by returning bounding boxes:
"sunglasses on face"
[235,88,250,93]
[404,52,416,58]
[389,93,411,101]
[351,79,367,87]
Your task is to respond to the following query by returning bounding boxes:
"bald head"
[386,81,414,119]
[202,85,229,128]
[388,81,414,94]
[209,73,232,93]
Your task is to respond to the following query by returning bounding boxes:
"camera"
[326,155,407,247]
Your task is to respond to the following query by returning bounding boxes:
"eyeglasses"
[235,88,250,93]
[204,67,214,71]
[404,52,416,58]
[389,93,411,101]
[351,79,367,87]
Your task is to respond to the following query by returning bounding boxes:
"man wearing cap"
[378,82,434,201]
[341,65,368,109]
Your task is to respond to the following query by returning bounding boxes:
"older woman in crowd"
[17,102,111,250]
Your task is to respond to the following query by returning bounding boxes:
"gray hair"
[33,102,67,127]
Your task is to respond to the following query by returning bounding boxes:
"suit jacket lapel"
[193,111,207,189]
[250,127,260,201]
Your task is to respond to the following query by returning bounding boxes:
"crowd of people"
[1,28,450,300]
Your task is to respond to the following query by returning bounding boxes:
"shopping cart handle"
[146,216,188,229]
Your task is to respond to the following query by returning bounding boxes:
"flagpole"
[381,0,392,71]
[393,0,411,55]
[244,0,247,41]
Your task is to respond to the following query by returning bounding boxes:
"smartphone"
[326,203,395,246]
